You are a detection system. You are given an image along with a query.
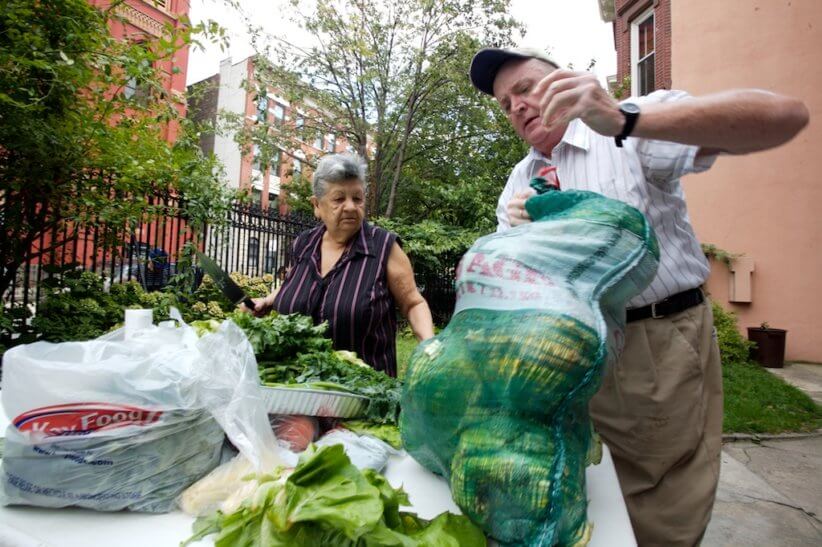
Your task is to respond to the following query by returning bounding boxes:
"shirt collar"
[296,221,375,264]
[528,119,591,161]
[348,221,376,258]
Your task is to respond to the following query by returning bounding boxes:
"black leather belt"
[626,288,704,323]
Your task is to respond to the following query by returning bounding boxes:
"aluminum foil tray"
[261,386,369,418]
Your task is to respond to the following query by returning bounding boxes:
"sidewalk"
[703,362,822,546]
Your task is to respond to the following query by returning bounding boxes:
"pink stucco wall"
[671,0,822,361]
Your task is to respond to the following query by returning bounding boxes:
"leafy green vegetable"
[341,421,402,450]
[227,312,332,362]
[262,350,403,425]
[198,312,402,424]
[182,445,485,547]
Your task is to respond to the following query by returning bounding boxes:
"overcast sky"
[185,0,617,86]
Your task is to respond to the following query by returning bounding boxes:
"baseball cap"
[469,47,560,96]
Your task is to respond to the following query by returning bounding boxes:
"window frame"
[251,144,262,172]
[630,7,656,97]
[272,103,285,125]
[270,149,282,178]
[256,96,268,123]
[324,133,336,153]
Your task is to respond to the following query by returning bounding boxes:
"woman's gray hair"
[312,153,367,198]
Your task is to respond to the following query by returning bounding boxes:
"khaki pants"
[590,300,723,547]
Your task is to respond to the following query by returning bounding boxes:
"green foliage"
[711,301,754,367]
[28,269,276,342]
[374,218,477,272]
[701,243,741,267]
[391,34,529,232]
[182,272,273,321]
[237,0,522,223]
[32,271,135,342]
[0,0,234,298]
[611,75,632,99]
[711,301,822,433]
[284,174,315,217]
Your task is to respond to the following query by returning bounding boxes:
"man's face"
[492,58,566,154]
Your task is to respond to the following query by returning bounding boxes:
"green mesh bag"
[400,179,659,546]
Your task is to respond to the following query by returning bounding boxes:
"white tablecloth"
[0,395,635,546]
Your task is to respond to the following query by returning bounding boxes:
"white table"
[0,397,635,546]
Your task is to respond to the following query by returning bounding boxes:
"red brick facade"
[613,0,672,94]
[90,1,191,142]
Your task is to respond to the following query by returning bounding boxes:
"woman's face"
[312,179,366,238]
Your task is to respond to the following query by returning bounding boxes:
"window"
[293,158,302,176]
[272,103,285,125]
[123,55,151,103]
[256,96,268,123]
[252,144,262,172]
[324,134,336,153]
[295,116,304,133]
[631,9,655,97]
[313,134,323,150]
[247,236,260,269]
[270,150,282,177]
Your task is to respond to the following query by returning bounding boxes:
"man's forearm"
[633,89,809,154]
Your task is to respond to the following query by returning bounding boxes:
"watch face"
[621,102,641,114]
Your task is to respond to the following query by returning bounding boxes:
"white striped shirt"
[496,90,718,308]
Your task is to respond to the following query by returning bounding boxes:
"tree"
[236,0,522,218]
[390,35,529,233]
[0,0,233,299]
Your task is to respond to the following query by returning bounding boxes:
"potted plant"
[747,322,788,368]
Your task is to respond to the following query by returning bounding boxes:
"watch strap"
[615,105,640,148]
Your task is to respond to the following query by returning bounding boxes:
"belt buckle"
[651,301,664,319]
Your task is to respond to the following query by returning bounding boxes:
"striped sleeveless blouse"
[273,222,400,377]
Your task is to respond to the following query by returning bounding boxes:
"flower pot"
[747,327,787,368]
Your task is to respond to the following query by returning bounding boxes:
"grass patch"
[713,301,822,434]
[723,359,822,433]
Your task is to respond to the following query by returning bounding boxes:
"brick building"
[601,0,672,96]
[188,56,358,212]
[599,0,822,361]
[90,0,192,142]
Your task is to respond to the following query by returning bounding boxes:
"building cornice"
[115,3,167,37]
[598,0,616,22]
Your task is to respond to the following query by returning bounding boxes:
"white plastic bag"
[315,428,399,471]
[0,310,284,512]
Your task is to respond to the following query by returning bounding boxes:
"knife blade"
[196,251,256,311]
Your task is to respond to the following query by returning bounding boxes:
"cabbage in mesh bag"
[400,181,659,546]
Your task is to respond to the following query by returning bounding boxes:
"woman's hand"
[241,294,275,317]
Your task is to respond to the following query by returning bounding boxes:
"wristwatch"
[615,102,641,148]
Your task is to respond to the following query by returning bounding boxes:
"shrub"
[710,300,754,367]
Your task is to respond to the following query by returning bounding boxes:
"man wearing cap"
[469,47,808,546]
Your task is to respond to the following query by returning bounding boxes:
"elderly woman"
[250,153,434,377]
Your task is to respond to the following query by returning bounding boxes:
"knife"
[196,251,256,311]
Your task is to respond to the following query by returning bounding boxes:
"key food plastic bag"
[0,310,283,513]
[401,180,659,546]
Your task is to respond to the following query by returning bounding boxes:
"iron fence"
[4,201,458,325]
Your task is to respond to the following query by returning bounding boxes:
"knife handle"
[243,297,257,311]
